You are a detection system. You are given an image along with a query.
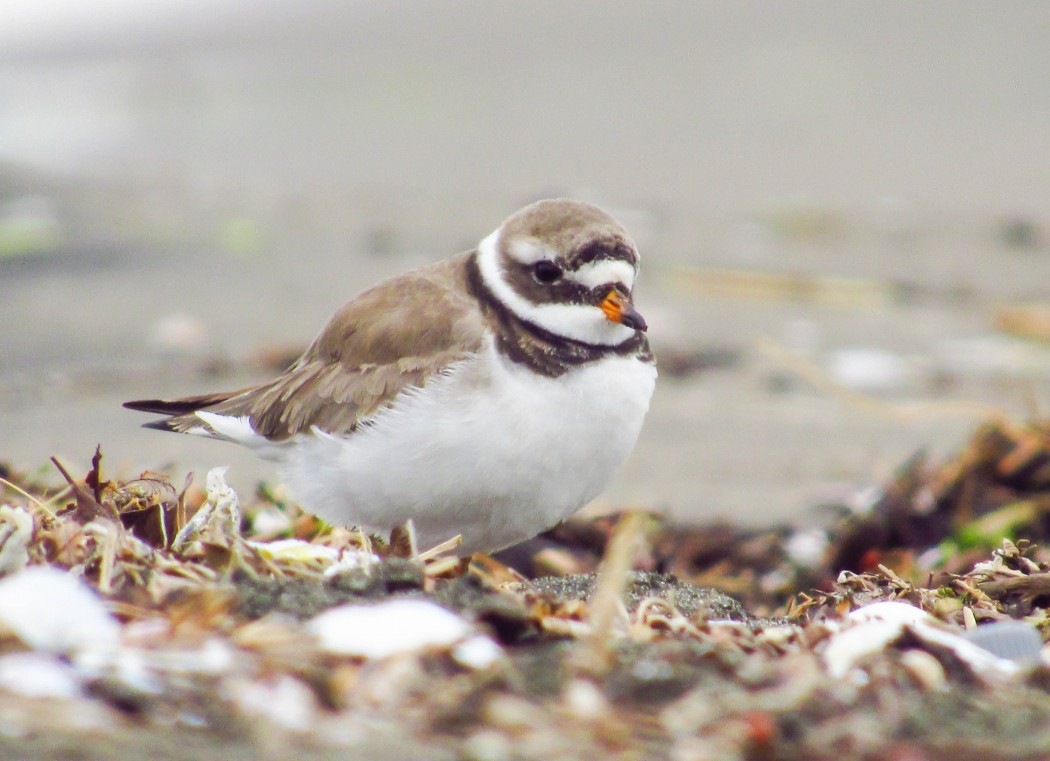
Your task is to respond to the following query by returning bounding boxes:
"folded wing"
[124,252,485,441]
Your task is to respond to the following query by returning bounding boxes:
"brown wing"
[125,251,486,440]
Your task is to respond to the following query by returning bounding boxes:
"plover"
[125,199,657,554]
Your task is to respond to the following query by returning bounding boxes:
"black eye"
[532,260,563,284]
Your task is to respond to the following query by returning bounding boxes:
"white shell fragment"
[308,599,471,659]
[245,539,380,576]
[0,652,82,699]
[783,528,828,568]
[0,566,120,654]
[823,601,1021,681]
[323,548,382,577]
[962,620,1044,666]
[74,644,164,697]
[226,674,317,732]
[0,505,32,576]
[172,466,241,551]
[452,635,504,670]
[826,347,912,392]
[248,539,340,563]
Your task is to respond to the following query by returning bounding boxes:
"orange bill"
[599,289,648,332]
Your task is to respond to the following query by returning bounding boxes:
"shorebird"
[125,199,656,554]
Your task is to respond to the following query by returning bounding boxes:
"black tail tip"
[142,419,177,432]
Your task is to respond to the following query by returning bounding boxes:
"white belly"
[278,342,656,554]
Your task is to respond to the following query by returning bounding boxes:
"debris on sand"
[1,420,1050,759]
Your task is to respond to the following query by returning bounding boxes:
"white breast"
[278,341,656,554]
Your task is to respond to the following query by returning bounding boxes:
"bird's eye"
[532,260,563,284]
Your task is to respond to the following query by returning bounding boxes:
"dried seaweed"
[1,418,1050,759]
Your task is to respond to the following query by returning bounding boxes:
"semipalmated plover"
[125,199,656,554]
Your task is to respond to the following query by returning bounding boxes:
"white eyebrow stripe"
[507,238,555,264]
[569,259,636,290]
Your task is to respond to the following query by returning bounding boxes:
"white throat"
[476,230,638,347]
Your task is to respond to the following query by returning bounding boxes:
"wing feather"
[125,252,485,440]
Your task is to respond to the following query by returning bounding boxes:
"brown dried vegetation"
[2,421,1050,759]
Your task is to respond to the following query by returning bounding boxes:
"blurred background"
[2,0,1049,526]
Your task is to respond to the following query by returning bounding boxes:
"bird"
[125,199,657,555]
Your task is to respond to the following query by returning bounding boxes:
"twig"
[0,476,56,519]
[415,533,463,563]
[574,512,646,674]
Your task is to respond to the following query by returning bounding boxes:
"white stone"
[0,566,119,654]
[308,599,470,658]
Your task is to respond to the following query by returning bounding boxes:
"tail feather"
[123,391,240,417]
[124,391,248,434]
[142,418,180,432]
